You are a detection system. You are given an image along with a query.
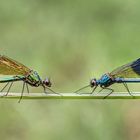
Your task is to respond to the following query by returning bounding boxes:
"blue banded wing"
[0,55,31,75]
[110,58,140,78]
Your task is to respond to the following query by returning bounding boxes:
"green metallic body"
[0,75,24,83]
[0,71,43,87]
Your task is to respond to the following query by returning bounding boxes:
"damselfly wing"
[0,55,55,102]
[0,55,31,75]
[110,58,140,78]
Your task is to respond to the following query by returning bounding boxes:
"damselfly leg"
[43,85,61,96]
[1,82,10,92]
[25,83,29,94]
[0,82,14,97]
[18,81,25,103]
[103,87,114,99]
[123,82,134,97]
[90,86,98,94]
[6,82,14,96]
[74,85,91,94]
[97,86,114,99]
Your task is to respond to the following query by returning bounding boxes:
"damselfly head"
[90,78,97,87]
[43,77,52,87]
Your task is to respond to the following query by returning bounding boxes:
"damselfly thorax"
[23,70,42,87]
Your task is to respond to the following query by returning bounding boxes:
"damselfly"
[75,58,140,98]
[0,55,56,102]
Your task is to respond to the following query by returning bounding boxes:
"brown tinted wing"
[0,55,31,75]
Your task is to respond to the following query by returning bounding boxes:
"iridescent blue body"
[95,74,114,87]
[74,58,140,96]
[94,73,140,88]
[87,58,140,96]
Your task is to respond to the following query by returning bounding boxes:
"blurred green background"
[0,0,140,140]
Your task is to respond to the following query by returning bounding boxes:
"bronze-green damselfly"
[0,55,56,102]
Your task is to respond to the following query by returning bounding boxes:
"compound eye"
[90,79,96,87]
[43,78,52,87]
